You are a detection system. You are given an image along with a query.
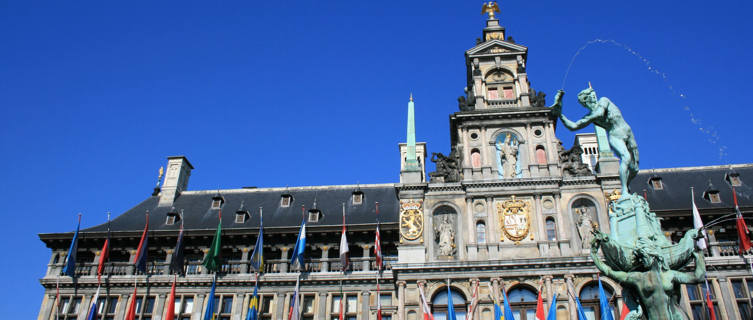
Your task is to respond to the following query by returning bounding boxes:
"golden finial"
[409,92,413,102]
[156,166,164,188]
[481,1,501,20]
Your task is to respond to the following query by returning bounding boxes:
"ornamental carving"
[496,196,532,243]
[400,200,424,241]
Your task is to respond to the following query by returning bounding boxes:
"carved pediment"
[466,40,527,56]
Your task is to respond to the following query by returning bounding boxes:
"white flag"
[691,188,707,249]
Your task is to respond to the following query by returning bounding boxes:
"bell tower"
[447,2,561,182]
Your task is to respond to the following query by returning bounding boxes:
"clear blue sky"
[1,0,751,317]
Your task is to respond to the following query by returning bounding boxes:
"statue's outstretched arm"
[674,251,706,284]
[560,109,602,131]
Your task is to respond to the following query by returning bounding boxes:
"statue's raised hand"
[549,90,564,116]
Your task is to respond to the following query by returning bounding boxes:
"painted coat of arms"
[496,196,532,243]
[400,200,424,241]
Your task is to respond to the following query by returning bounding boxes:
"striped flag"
[246,274,259,320]
[418,284,434,320]
[250,208,264,273]
[134,213,149,274]
[376,274,383,320]
[620,302,630,320]
[125,281,138,320]
[338,282,345,320]
[97,212,111,283]
[339,204,350,272]
[85,285,101,320]
[165,275,177,320]
[61,214,81,277]
[467,281,479,320]
[290,206,307,269]
[704,279,717,320]
[691,188,707,249]
[288,276,301,320]
[374,202,383,271]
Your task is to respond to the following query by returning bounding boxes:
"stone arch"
[489,129,526,179]
[574,278,622,297]
[483,67,515,83]
[426,283,471,302]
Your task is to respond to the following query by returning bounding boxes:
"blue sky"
[1,0,751,316]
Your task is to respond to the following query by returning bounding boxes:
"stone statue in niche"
[560,144,593,177]
[576,206,596,249]
[496,133,519,179]
[435,215,456,256]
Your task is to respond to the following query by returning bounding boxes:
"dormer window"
[166,208,181,225]
[648,176,663,190]
[235,211,248,224]
[211,198,223,209]
[704,190,721,204]
[727,173,742,187]
[308,209,321,223]
[352,191,363,205]
[281,194,293,207]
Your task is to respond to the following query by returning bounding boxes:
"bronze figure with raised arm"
[550,87,639,196]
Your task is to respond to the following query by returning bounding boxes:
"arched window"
[507,286,538,320]
[476,221,487,244]
[535,146,547,165]
[432,287,467,320]
[545,217,557,241]
[580,282,616,320]
[471,149,482,168]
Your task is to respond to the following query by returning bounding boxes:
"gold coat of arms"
[496,196,532,243]
[400,200,424,241]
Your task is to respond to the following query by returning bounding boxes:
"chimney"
[158,156,194,207]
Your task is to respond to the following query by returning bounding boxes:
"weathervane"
[481,1,500,20]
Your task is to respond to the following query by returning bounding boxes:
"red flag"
[705,290,717,320]
[125,281,138,320]
[374,203,383,271]
[620,302,630,320]
[466,281,479,320]
[134,213,150,273]
[535,289,545,320]
[734,188,753,254]
[96,213,111,284]
[418,285,435,320]
[164,275,177,320]
[338,296,344,320]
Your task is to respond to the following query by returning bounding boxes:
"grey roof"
[78,184,398,234]
[630,164,753,212]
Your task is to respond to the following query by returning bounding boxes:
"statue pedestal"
[596,155,620,176]
[398,245,426,264]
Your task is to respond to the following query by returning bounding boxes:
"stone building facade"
[38,9,753,320]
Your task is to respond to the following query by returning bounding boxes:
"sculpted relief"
[495,133,520,179]
[433,205,457,258]
[571,198,598,249]
[496,196,532,243]
[400,200,424,242]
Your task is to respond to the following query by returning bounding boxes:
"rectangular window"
[732,278,753,319]
[331,294,358,320]
[502,87,514,99]
[259,295,274,320]
[487,88,499,100]
[281,195,292,207]
[380,294,392,307]
[133,296,155,320]
[308,211,320,223]
[57,296,83,320]
[685,283,720,320]
[212,295,233,320]
[174,295,193,320]
[96,296,118,320]
[166,215,176,225]
[352,193,363,205]
[235,213,246,224]
[212,199,222,209]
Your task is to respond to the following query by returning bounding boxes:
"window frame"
[729,278,752,319]
[172,294,194,320]
[685,282,720,320]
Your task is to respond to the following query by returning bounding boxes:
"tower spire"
[405,93,419,170]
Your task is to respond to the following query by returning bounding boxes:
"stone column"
[491,278,500,301]
[153,294,165,320]
[241,247,250,274]
[320,246,330,273]
[128,249,137,275]
[275,292,286,320]
[544,276,553,310]
[280,247,290,273]
[91,249,101,276]
[361,244,372,271]
[715,278,734,320]
[233,293,245,320]
[317,292,327,320]
[194,294,205,319]
[165,248,174,274]
[361,290,371,320]
[201,249,210,275]
[397,281,407,320]
[39,294,55,320]
[565,275,576,320]
[707,230,720,257]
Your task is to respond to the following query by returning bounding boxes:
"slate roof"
[630,164,753,212]
[74,184,398,235]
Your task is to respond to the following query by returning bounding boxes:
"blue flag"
[494,303,503,320]
[598,277,614,320]
[546,293,558,320]
[62,216,81,277]
[290,219,306,268]
[574,297,588,320]
[447,284,457,320]
[246,280,259,320]
[501,288,515,320]
[203,276,217,320]
[85,286,100,320]
[250,211,264,273]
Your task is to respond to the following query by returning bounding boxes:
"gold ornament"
[496,196,531,243]
[400,200,424,241]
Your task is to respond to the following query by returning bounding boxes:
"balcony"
[487,98,517,108]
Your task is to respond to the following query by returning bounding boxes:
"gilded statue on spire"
[481,2,500,20]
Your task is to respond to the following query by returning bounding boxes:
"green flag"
[202,220,222,272]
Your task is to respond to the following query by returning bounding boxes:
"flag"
[418,284,435,320]
[467,281,479,320]
[125,281,138,320]
[250,209,264,273]
[97,212,111,283]
[338,282,345,320]
[203,210,223,272]
[734,188,753,254]
[494,304,503,320]
[447,281,457,320]
[288,276,301,320]
[339,204,350,272]
[169,219,185,275]
[691,188,707,249]
[501,287,515,320]
[134,213,150,273]
[598,276,614,320]
[85,285,101,320]
[535,289,545,320]
[165,275,177,320]
[619,302,629,320]
[376,274,383,320]
[374,203,383,271]
[61,214,81,277]
[704,279,717,320]
[246,275,259,320]
[546,293,558,320]
[574,296,588,320]
[203,275,217,320]
[290,212,307,268]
